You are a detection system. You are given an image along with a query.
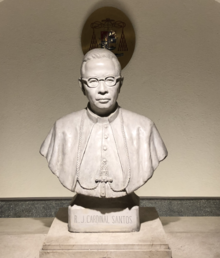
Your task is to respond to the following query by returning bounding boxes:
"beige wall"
[1,0,220,197]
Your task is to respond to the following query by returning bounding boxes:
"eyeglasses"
[79,76,121,88]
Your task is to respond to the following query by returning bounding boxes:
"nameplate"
[68,206,140,232]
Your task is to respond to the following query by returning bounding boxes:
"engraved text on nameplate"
[74,215,133,224]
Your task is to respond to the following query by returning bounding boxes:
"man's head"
[79,48,123,116]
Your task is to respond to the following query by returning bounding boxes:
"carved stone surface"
[68,193,140,232]
[39,207,172,258]
[40,48,168,199]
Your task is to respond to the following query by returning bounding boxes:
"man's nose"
[98,80,108,94]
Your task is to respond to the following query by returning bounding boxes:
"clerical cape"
[40,107,168,198]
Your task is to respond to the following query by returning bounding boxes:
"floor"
[0,217,220,258]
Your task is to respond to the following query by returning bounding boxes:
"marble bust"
[40,48,168,198]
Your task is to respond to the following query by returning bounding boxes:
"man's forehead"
[82,57,120,78]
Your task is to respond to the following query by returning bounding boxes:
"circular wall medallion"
[81,7,135,69]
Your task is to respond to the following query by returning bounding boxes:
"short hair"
[80,48,121,76]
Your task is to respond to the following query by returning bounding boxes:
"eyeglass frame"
[79,76,122,88]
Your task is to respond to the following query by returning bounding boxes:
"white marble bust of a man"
[40,48,168,198]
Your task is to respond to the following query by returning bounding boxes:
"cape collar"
[86,104,120,124]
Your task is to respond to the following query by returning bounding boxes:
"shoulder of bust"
[54,109,85,129]
[120,108,154,127]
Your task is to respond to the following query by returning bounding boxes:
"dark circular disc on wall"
[81,7,135,69]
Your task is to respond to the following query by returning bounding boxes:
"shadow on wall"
[81,0,136,33]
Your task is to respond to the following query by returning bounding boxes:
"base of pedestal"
[39,207,172,258]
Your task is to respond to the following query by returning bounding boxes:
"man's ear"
[118,77,124,93]
[78,78,86,95]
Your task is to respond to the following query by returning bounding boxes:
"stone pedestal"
[68,193,140,232]
[39,207,172,258]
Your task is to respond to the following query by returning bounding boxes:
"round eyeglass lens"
[105,77,115,86]
[88,78,98,87]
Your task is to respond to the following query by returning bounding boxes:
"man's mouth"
[96,98,110,103]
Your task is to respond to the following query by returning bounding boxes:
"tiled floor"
[0,217,220,258]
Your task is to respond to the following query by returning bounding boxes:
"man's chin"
[92,101,118,115]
